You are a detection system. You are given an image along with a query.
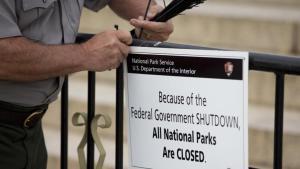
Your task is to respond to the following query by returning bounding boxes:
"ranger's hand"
[81,30,132,71]
[130,5,174,41]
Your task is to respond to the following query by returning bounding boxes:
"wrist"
[76,43,90,71]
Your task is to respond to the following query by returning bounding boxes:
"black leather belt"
[0,101,48,128]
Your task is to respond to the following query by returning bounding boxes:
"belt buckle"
[23,110,44,128]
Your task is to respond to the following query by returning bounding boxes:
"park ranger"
[0,0,173,168]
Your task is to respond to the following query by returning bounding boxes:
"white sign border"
[124,46,249,169]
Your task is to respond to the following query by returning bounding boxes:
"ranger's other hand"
[130,5,174,41]
[81,30,132,71]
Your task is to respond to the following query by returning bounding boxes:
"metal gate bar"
[87,71,96,169]
[116,66,124,169]
[61,76,69,169]
[273,73,285,169]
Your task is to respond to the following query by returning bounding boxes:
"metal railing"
[59,33,300,169]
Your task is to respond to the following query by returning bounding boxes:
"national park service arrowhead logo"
[224,62,234,77]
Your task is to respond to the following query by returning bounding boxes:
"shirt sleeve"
[84,0,110,12]
[0,0,22,38]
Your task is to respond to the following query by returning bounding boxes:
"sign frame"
[124,46,249,169]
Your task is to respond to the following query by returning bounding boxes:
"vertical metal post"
[87,71,96,169]
[61,76,69,169]
[116,65,124,169]
[273,73,285,169]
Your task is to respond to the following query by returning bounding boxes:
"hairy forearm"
[109,0,157,20]
[0,37,85,82]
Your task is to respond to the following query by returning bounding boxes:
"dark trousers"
[0,121,47,169]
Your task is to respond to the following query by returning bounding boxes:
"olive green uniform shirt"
[0,0,109,106]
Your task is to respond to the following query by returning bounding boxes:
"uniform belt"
[0,101,48,128]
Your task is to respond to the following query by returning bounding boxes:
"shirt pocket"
[63,0,84,33]
[18,0,57,28]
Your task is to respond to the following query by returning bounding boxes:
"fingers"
[110,44,129,70]
[129,4,174,41]
[81,30,131,72]
[116,40,130,59]
[130,17,174,34]
[130,18,174,41]
[107,35,130,69]
[112,30,131,60]
[115,30,133,45]
[109,32,131,69]
[148,5,164,19]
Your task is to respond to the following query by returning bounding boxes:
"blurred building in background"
[44,0,300,168]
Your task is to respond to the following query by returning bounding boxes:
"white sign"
[125,47,248,169]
